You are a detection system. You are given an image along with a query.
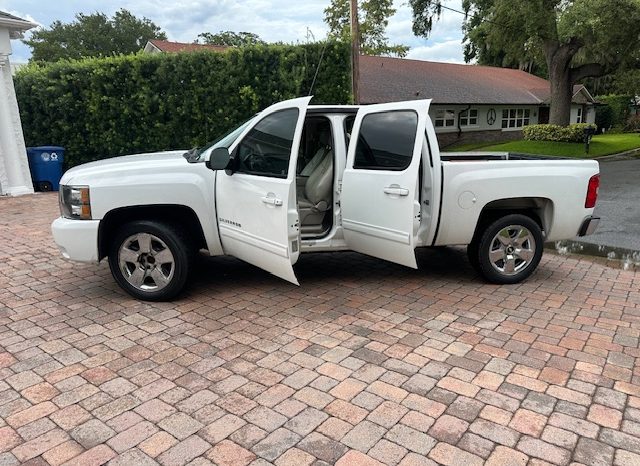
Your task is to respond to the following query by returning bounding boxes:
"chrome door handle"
[261,196,283,206]
[384,186,409,196]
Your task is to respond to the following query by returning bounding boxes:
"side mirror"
[206,147,232,172]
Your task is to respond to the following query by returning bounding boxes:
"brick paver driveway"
[1,193,640,466]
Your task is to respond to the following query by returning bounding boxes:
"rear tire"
[474,214,543,284]
[108,220,193,301]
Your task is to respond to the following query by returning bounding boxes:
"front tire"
[473,214,543,284]
[108,220,193,301]
[467,241,480,273]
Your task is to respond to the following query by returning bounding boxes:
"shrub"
[595,104,615,130]
[563,123,599,142]
[596,94,632,128]
[624,114,640,132]
[523,123,598,142]
[523,124,563,141]
[15,41,351,168]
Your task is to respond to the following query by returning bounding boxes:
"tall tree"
[24,9,166,63]
[324,0,409,57]
[409,0,640,125]
[609,70,640,96]
[197,31,265,47]
[460,3,546,76]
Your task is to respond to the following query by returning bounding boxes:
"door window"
[235,108,299,178]
[353,111,418,170]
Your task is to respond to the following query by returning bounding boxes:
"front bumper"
[51,217,100,263]
[578,216,600,237]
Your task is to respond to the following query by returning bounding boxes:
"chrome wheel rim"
[489,225,536,276]
[118,233,175,292]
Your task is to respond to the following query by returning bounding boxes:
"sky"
[3,0,466,65]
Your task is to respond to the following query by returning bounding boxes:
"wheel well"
[98,205,207,260]
[471,197,553,244]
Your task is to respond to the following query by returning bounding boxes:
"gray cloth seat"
[298,146,333,227]
[300,146,326,177]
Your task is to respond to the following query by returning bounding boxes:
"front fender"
[80,166,222,256]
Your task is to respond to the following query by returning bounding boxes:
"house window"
[434,109,456,128]
[460,109,478,126]
[576,107,583,123]
[501,108,531,129]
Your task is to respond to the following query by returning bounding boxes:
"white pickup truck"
[52,97,600,300]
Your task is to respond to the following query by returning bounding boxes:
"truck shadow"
[188,246,481,294]
[97,246,554,305]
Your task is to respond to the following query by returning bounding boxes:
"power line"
[308,39,329,96]
[435,2,557,44]
[440,4,559,42]
[439,4,469,17]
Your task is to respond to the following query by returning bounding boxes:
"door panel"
[341,100,431,268]
[214,97,311,284]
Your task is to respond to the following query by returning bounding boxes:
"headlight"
[59,185,92,220]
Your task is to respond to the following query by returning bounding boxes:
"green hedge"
[596,94,632,129]
[523,123,598,143]
[15,42,351,168]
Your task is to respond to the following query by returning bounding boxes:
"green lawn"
[444,133,640,158]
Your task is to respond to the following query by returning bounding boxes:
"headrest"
[317,130,331,147]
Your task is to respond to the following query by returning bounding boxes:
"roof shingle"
[0,11,32,22]
[359,55,593,106]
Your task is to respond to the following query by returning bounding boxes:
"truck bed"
[434,154,599,246]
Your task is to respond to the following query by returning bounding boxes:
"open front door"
[341,100,430,268]
[214,97,311,284]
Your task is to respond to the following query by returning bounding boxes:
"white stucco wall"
[0,18,35,196]
[429,105,540,134]
[570,105,596,125]
[0,53,33,196]
[431,103,595,134]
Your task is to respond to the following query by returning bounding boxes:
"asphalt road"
[576,159,640,252]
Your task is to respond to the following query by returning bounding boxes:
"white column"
[0,50,33,196]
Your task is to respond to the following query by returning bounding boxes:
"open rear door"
[214,97,311,284]
[341,100,430,268]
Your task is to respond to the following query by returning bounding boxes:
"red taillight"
[585,174,599,208]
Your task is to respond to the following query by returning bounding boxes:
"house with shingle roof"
[359,55,596,146]
[143,39,229,54]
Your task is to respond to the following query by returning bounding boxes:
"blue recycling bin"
[26,146,65,191]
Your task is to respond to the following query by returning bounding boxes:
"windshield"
[186,116,256,163]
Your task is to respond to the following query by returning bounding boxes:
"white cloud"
[387,0,465,62]
[125,0,331,44]
[10,43,30,63]
[2,0,468,63]
[407,40,465,63]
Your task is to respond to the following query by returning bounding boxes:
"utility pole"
[350,0,360,104]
